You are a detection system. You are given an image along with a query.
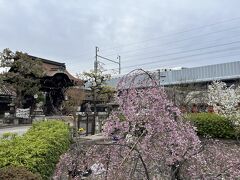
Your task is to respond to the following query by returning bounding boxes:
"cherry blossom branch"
[215,161,240,178]
[94,142,150,180]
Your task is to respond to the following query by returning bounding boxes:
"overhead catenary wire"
[121,33,240,60]
[78,33,240,63]
[99,16,240,52]
[122,40,240,62]
[109,51,240,73]
[68,17,240,75]
[151,53,240,70]
[102,26,240,57]
[69,16,240,61]
[71,34,240,72]
[100,34,240,73]
[121,46,240,69]
[88,37,240,74]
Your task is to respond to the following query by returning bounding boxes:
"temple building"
[30,56,83,115]
[0,85,16,119]
[0,55,83,117]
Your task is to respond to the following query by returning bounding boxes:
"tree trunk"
[171,165,181,180]
[16,90,23,108]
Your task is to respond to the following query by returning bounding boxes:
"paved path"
[73,133,108,145]
[80,133,106,141]
[0,125,31,137]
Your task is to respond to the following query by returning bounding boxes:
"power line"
[72,40,240,72]
[102,26,240,57]
[155,53,240,70]
[99,16,240,52]
[72,34,240,64]
[122,40,240,62]
[70,35,240,71]
[121,46,240,69]
[67,16,240,61]
[68,17,240,73]
[69,17,240,61]
[121,34,240,60]
[114,52,240,73]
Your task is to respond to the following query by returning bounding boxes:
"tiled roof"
[31,55,83,85]
[0,85,16,96]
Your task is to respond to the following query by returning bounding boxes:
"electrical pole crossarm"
[97,55,119,64]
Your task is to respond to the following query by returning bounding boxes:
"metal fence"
[77,112,108,136]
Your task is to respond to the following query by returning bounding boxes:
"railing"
[77,112,108,136]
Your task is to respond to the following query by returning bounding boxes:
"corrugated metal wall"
[160,61,240,85]
[107,61,240,87]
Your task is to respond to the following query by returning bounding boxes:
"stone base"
[13,119,19,125]
[32,115,46,121]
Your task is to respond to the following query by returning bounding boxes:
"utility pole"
[92,46,121,134]
[94,46,99,73]
[92,46,99,135]
[157,69,161,86]
[118,55,121,74]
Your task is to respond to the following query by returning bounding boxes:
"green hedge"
[0,120,71,179]
[185,113,238,139]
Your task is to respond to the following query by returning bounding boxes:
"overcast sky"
[1,0,240,75]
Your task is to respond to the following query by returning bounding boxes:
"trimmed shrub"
[1,132,17,140]
[0,120,71,179]
[185,113,237,139]
[0,166,41,180]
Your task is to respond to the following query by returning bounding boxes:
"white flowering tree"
[208,81,240,123]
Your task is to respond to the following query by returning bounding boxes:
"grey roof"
[107,61,240,87]
[29,55,66,68]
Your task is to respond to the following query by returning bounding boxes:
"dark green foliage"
[185,113,237,139]
[0,120,71,179]
[0,48,44,108]
[0,166,42,180]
